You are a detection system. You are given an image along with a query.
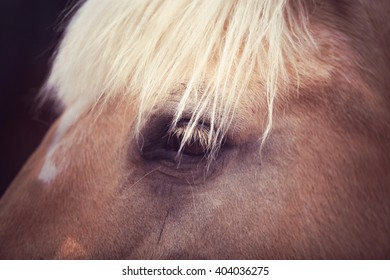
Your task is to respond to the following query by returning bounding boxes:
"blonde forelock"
[44,0,316,157]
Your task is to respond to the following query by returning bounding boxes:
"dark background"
[0,0,79,196]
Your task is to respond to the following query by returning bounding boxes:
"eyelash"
[165,121,210,157]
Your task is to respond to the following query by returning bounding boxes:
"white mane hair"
[43,0,317,157]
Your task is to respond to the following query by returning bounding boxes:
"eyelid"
[170,120,210,147]
[140,118,213,163]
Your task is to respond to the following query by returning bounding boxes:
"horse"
[0,0,389,259]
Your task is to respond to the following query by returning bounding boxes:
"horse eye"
[182,141,208,156]
[166,134,207,156]
[165,123,209,157]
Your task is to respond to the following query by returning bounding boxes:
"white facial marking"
[38,100,89,184]
[38,152,59,183]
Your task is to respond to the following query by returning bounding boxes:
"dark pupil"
[166,134,207,156]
